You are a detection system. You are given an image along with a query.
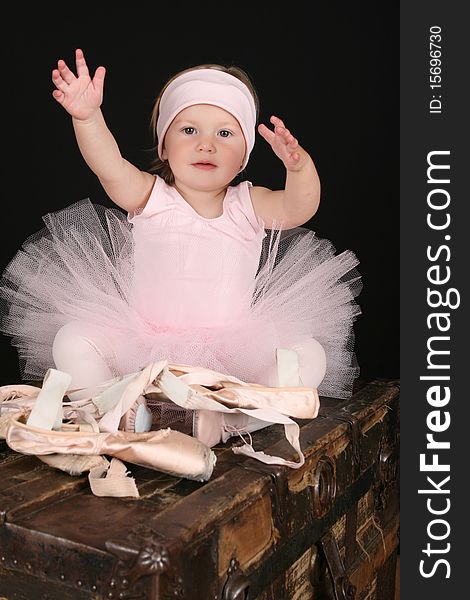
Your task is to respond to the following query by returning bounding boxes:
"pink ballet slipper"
[119,396,153,433]
[193,409,225,447]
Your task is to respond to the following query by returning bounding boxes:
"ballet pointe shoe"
[193,410,225,447]
[221,412,271,443]
[193,410,272,447]
[119,396,153,433]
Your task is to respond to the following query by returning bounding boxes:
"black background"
[0,3,399,385]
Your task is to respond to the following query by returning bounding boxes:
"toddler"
[0,49,361,415]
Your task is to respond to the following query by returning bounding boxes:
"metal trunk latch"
[375,434,399,511]
[311,455,337,517]
[222,558,250,600]
[318,531,356,600]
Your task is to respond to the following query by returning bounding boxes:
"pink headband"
[156,68,257,170]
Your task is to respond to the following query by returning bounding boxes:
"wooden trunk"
[0,379,399,600]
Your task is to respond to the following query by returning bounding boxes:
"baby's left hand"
[258,116,308,171]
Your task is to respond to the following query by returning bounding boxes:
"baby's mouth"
[192,162,216,169]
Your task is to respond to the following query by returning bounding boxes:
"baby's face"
[161,104,246,192]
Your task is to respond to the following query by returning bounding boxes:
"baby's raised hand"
[52,49,105,121]
[258,116,307,171]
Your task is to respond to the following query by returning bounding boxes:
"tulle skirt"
[0,200,362,398]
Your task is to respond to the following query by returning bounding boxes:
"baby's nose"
[197,138,215,152]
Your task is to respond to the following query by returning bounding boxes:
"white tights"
[52,321,327,401]
[52,321,115,400]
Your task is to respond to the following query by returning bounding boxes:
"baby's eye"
[218,130,233,138]
[182,127,196,135]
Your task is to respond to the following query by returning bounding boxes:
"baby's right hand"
[52,49,105,121]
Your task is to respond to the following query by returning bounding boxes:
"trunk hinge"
[318,530,356,600]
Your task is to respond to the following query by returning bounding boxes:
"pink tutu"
[0,195,361,399]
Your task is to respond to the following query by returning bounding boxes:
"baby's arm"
[52,49,154,212]
[252,116,320,229]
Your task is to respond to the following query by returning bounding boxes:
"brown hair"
[149,64,259,185]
